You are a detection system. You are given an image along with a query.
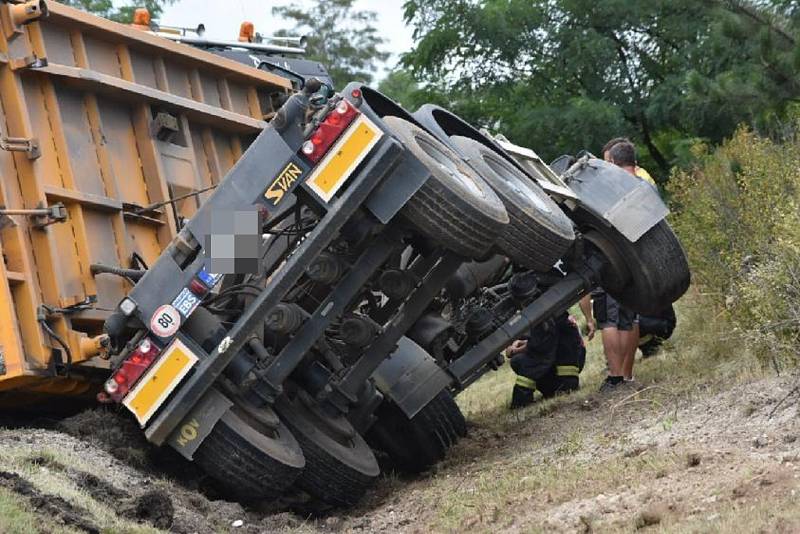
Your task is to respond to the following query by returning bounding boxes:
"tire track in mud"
[22,453,176,531]
[0,470,101,533]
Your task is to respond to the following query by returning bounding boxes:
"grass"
[0,487,55,534]
[0,289,785,534]
[423,445,683,531]
[0,437,164,534]
[418,289,781,532]
[660,492,800,533]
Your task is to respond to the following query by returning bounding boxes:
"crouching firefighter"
[506,312,588,408]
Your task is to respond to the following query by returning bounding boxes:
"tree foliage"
[401,0,800,182]
[60,0,175,23]
[273,0,389,87]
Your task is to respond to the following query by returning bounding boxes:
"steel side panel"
[567,159,668,242]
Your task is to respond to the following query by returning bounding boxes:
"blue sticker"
[172,287,201,318]
[197,268,223,289]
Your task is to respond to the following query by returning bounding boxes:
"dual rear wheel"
[382,116,575,270]
[193,387,467,506]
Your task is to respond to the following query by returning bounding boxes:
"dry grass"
[0,488,55,534]
[415,290,781,532]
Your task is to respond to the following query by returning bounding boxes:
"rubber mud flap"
[372,337,452,419]
[167,387,232,460]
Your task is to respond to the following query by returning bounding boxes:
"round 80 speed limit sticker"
[150,304,181,338]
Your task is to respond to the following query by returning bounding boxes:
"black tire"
[366,390,466,474]
[585,219,690,315]
[451,135,575,271]
[443,390,468,438]
[275,391,379,508]
[193,402,305,501]
[382,116,509,259]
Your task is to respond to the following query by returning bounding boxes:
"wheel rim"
[415,134,487,199]
[483,152,552,214]
[276,392,380,477]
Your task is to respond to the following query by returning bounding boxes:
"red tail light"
[189,277,208,297]
[300,99,360,164]
[104,337,161,402]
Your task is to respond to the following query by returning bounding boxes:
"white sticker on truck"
[172,287,201,319]
[150,304,181,338]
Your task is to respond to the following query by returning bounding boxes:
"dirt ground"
[323,371,800,533]
[1,356,799,532]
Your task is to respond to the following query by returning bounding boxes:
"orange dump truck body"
[0,1,290,399]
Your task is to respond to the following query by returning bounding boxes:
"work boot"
[510,385,535,409]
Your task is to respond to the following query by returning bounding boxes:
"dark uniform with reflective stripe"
[509,311,586,408]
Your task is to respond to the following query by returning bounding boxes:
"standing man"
[596,138,653,388]
[601,137,657,187]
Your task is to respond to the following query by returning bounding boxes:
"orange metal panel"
[45,2,292,90]
[0,1,293,395]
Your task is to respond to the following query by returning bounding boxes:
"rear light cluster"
[100,269,221,404]
[189,277,208,297]
[301,99,360,163]
[104,337,161,402]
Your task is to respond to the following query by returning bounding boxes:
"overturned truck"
[0,1,689,508]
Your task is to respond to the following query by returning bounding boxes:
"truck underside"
[0,0,690,509]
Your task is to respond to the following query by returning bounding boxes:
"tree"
[401,0,800,181]
[60,0,175,23]
[377,69,450,110]
[273,0,389,87]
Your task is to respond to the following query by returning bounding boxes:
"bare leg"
[622,324,640,380]
[602,327,624,376]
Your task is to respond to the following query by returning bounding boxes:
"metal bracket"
[0,136,40,159]
[8,53,46,70]
[150,111,180,142]
[0,202,67,229]
[0,0,48,39]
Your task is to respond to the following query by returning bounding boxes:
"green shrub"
[668,128,800,367]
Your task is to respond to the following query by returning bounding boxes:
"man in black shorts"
[592,288,638,390]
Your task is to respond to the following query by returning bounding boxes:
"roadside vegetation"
[669,127,800,370]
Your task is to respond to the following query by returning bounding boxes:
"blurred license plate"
[123,339,198,426]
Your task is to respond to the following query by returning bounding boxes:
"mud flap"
[371,337,452,419]
[565,158,668,242]
[363,145,428,224]
[166,387,232,460]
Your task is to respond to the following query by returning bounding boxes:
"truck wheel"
[275,390,379,508]
[366,390,466,474]
[382,116,509,259]
[451,136,575,271]
[585,220,690,314]
[193,403,305,501]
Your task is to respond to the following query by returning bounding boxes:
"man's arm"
[579,295,596,341]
